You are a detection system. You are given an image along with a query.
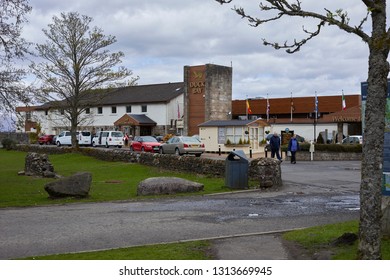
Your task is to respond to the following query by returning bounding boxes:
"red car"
[38,134,55,145]
[129,136,161,153]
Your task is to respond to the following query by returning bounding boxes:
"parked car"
[77,131,92,146]
[38,134,55,145]
[92,131,124,148]
[129,136,161,153]
[56,131,72,146]
[159,136,205,157]
[342,135,363,144]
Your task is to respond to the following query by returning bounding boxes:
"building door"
[251,127,259,150]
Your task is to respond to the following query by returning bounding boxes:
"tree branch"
[215,0,371,53]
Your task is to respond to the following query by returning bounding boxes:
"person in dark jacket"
[287,134,300,164]
[269,132,282,161]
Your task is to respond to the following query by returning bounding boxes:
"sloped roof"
[101,82,184,105]
[33,82,185,110]
[322,105,362,122]
[114,114,157,126]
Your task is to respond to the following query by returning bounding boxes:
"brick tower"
[183,64,232,136]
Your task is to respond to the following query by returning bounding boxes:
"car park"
[92,131,124,148]
[129,136,161,153]
[38,134,55,145]
[159,136,205,157]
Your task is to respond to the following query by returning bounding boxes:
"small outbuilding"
[198,119,269,155]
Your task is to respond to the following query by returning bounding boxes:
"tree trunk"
[358,3,389,259]
[382,196,390,237]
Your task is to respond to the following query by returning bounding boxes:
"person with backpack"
[287,134,300,164]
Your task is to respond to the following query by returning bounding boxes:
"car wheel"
[118,146,122,148]
[195,153,201,157]
[92,142,96,147]
[39,142,43,145]
[175,148,181,156]
[56,141,61,147]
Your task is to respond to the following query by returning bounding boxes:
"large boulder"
[24,152,56,178]
[249,157,282,188]
[44,172,92,198]
[137,177,204,196]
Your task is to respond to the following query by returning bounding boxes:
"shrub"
[1,138,17,150]
[29,133,38,144]
[316,133,325,144]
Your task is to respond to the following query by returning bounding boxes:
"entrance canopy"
[114,114,157,127]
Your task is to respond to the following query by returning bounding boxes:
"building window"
[126,105,132,113]
[226,127,243,144]
[85,108,90,114]
[111,106,117,114]
[141,105,147,113]
[98,107,103,114]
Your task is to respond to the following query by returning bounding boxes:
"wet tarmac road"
[0,160,361,259]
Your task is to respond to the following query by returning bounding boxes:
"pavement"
[203,153,361,260]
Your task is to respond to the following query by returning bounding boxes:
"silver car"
[159,136,205,157]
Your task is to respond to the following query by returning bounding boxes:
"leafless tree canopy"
[0,0,32,116]
[216,0,372,53]
[30,12,137,145]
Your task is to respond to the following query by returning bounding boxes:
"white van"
[56,131,92,146]
[77,131,92,146]
[92,131,124,148]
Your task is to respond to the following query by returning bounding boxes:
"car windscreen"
[111,132,123,137]
[141,136,158,142]
[182,137,200,143]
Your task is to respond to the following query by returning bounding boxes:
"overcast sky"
[22,0,378,100]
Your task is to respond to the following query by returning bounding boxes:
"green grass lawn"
[3,149,390,260]
[283,220,390,259]
[0,149,229,208]
[21,241,213,260]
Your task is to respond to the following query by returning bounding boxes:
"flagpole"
[246,95,248,120]
[314,91,318,142]
[266,94,269,122]
[290,92,293,122]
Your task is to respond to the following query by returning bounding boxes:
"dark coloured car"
[38,134,55,145]
[129,136,161,153]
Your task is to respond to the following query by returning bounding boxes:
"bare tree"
[215,0,388,259]
[30,12,138,146]
[0,0,32,125]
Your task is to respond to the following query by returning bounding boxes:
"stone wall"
[0,132,29,145]
[282,151,362,161]
[12,145,282,185]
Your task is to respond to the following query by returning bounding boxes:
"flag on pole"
[246,99,252,114]
[315,92,318,118]
[290,92,294,122]
[266,95,270,122]
[342,90,346,110]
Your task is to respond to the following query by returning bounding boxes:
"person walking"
[287,134,300,164]
[269,131,282,161]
